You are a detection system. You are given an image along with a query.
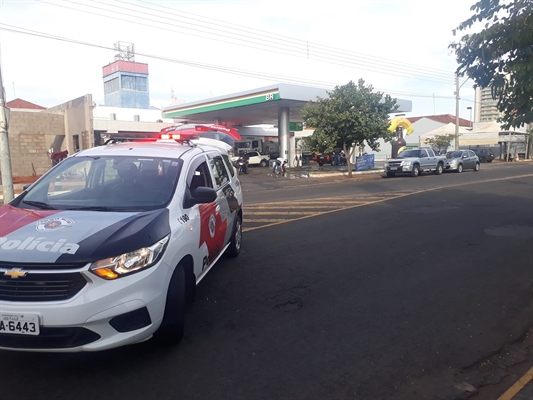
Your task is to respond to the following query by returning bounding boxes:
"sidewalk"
[237,165,384,193]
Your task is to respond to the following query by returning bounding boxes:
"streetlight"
[467,106,472,129]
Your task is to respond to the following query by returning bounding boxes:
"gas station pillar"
[278,107,289,162]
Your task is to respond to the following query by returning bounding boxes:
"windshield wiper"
[66,206,117,211]
[22,200,57,210]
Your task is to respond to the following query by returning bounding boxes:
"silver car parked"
[445,150,480,172]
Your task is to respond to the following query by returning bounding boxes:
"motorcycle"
[235,156,249,174]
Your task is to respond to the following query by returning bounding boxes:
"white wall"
[93,105,174,123]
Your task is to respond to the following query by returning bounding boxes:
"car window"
[426,148,435,157]
[398,149,421,158]
[188,161,213,193]
[222,154,235,177]
[469,151,476,157]
[447,151,462,158]
[420,149,428,157]
[249,151,258,157]
[208,155,230,189]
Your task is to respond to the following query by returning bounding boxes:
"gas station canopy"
[162,83,412,127]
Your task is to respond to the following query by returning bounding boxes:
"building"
[102,60,150,109]
[4,96,94,177]
[4,95,174,177]
[369,114,472,160]
[93,105,174,144]
[474,86,500,123]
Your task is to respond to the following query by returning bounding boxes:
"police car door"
[206,153,235,254]
[183,155,221,278]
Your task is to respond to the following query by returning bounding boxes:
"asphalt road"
[1,162,532,400]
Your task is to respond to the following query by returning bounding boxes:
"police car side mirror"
[193,187,217,203]
[184,186,217,208]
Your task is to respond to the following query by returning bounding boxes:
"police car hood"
[0,205,171,264]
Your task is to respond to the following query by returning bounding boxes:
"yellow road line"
[244,218,287,223]
[245,203,368,209]
[245,192,422,206]
[245,211,316,216]
[497,366,533,400]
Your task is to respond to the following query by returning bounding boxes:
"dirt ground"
[11,176,41,184]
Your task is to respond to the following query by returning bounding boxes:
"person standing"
[50,149,69,166]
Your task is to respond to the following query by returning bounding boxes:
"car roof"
[73,140,227,160]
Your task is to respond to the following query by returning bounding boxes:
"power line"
[102,0,461,84]
[0,23,472,103]
[120,0,457,80]
[35,0,466,86]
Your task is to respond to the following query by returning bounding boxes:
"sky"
[0,0,478,121]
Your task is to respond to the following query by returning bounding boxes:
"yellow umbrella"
[388,116,414,135]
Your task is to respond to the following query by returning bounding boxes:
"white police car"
[0,125,243,352]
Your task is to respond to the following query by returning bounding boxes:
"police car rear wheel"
[226,215,242,258]
[154,265,186,344]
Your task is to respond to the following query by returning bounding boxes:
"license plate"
[0,313,40,335]
[389,166,398,170]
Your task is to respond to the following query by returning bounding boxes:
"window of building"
[104,78,119,94]
[136,76,147,92]
[121,75,136,90]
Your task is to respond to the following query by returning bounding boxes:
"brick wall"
[8,111,65,177]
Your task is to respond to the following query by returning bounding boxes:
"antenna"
[114,42,135,62]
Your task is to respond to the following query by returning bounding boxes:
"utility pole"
[0,62,15,204]
[454,74,460,150]
[454,73,471,150]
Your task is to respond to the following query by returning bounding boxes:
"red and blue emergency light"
[159,124,241,141]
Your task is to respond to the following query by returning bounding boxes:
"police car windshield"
[19,155,182,211]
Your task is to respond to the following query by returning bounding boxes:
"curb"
[309,170,382,178]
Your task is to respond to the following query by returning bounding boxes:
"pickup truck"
[384,147,445,177]
[231,151,270,167]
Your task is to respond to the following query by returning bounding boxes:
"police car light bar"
[160,124,241,141]
[159,133,181,140]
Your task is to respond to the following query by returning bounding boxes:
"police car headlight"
[90,235,169,280]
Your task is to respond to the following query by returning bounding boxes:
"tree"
[424,134,455,154]
[449,0,533,129]
[301,79,398,177]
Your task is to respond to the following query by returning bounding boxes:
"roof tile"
[6,98,47,110]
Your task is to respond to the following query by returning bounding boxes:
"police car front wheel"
[154,265,186,344]
[226,215,242,258]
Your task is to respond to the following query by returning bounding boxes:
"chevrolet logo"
[4,269,28,279]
